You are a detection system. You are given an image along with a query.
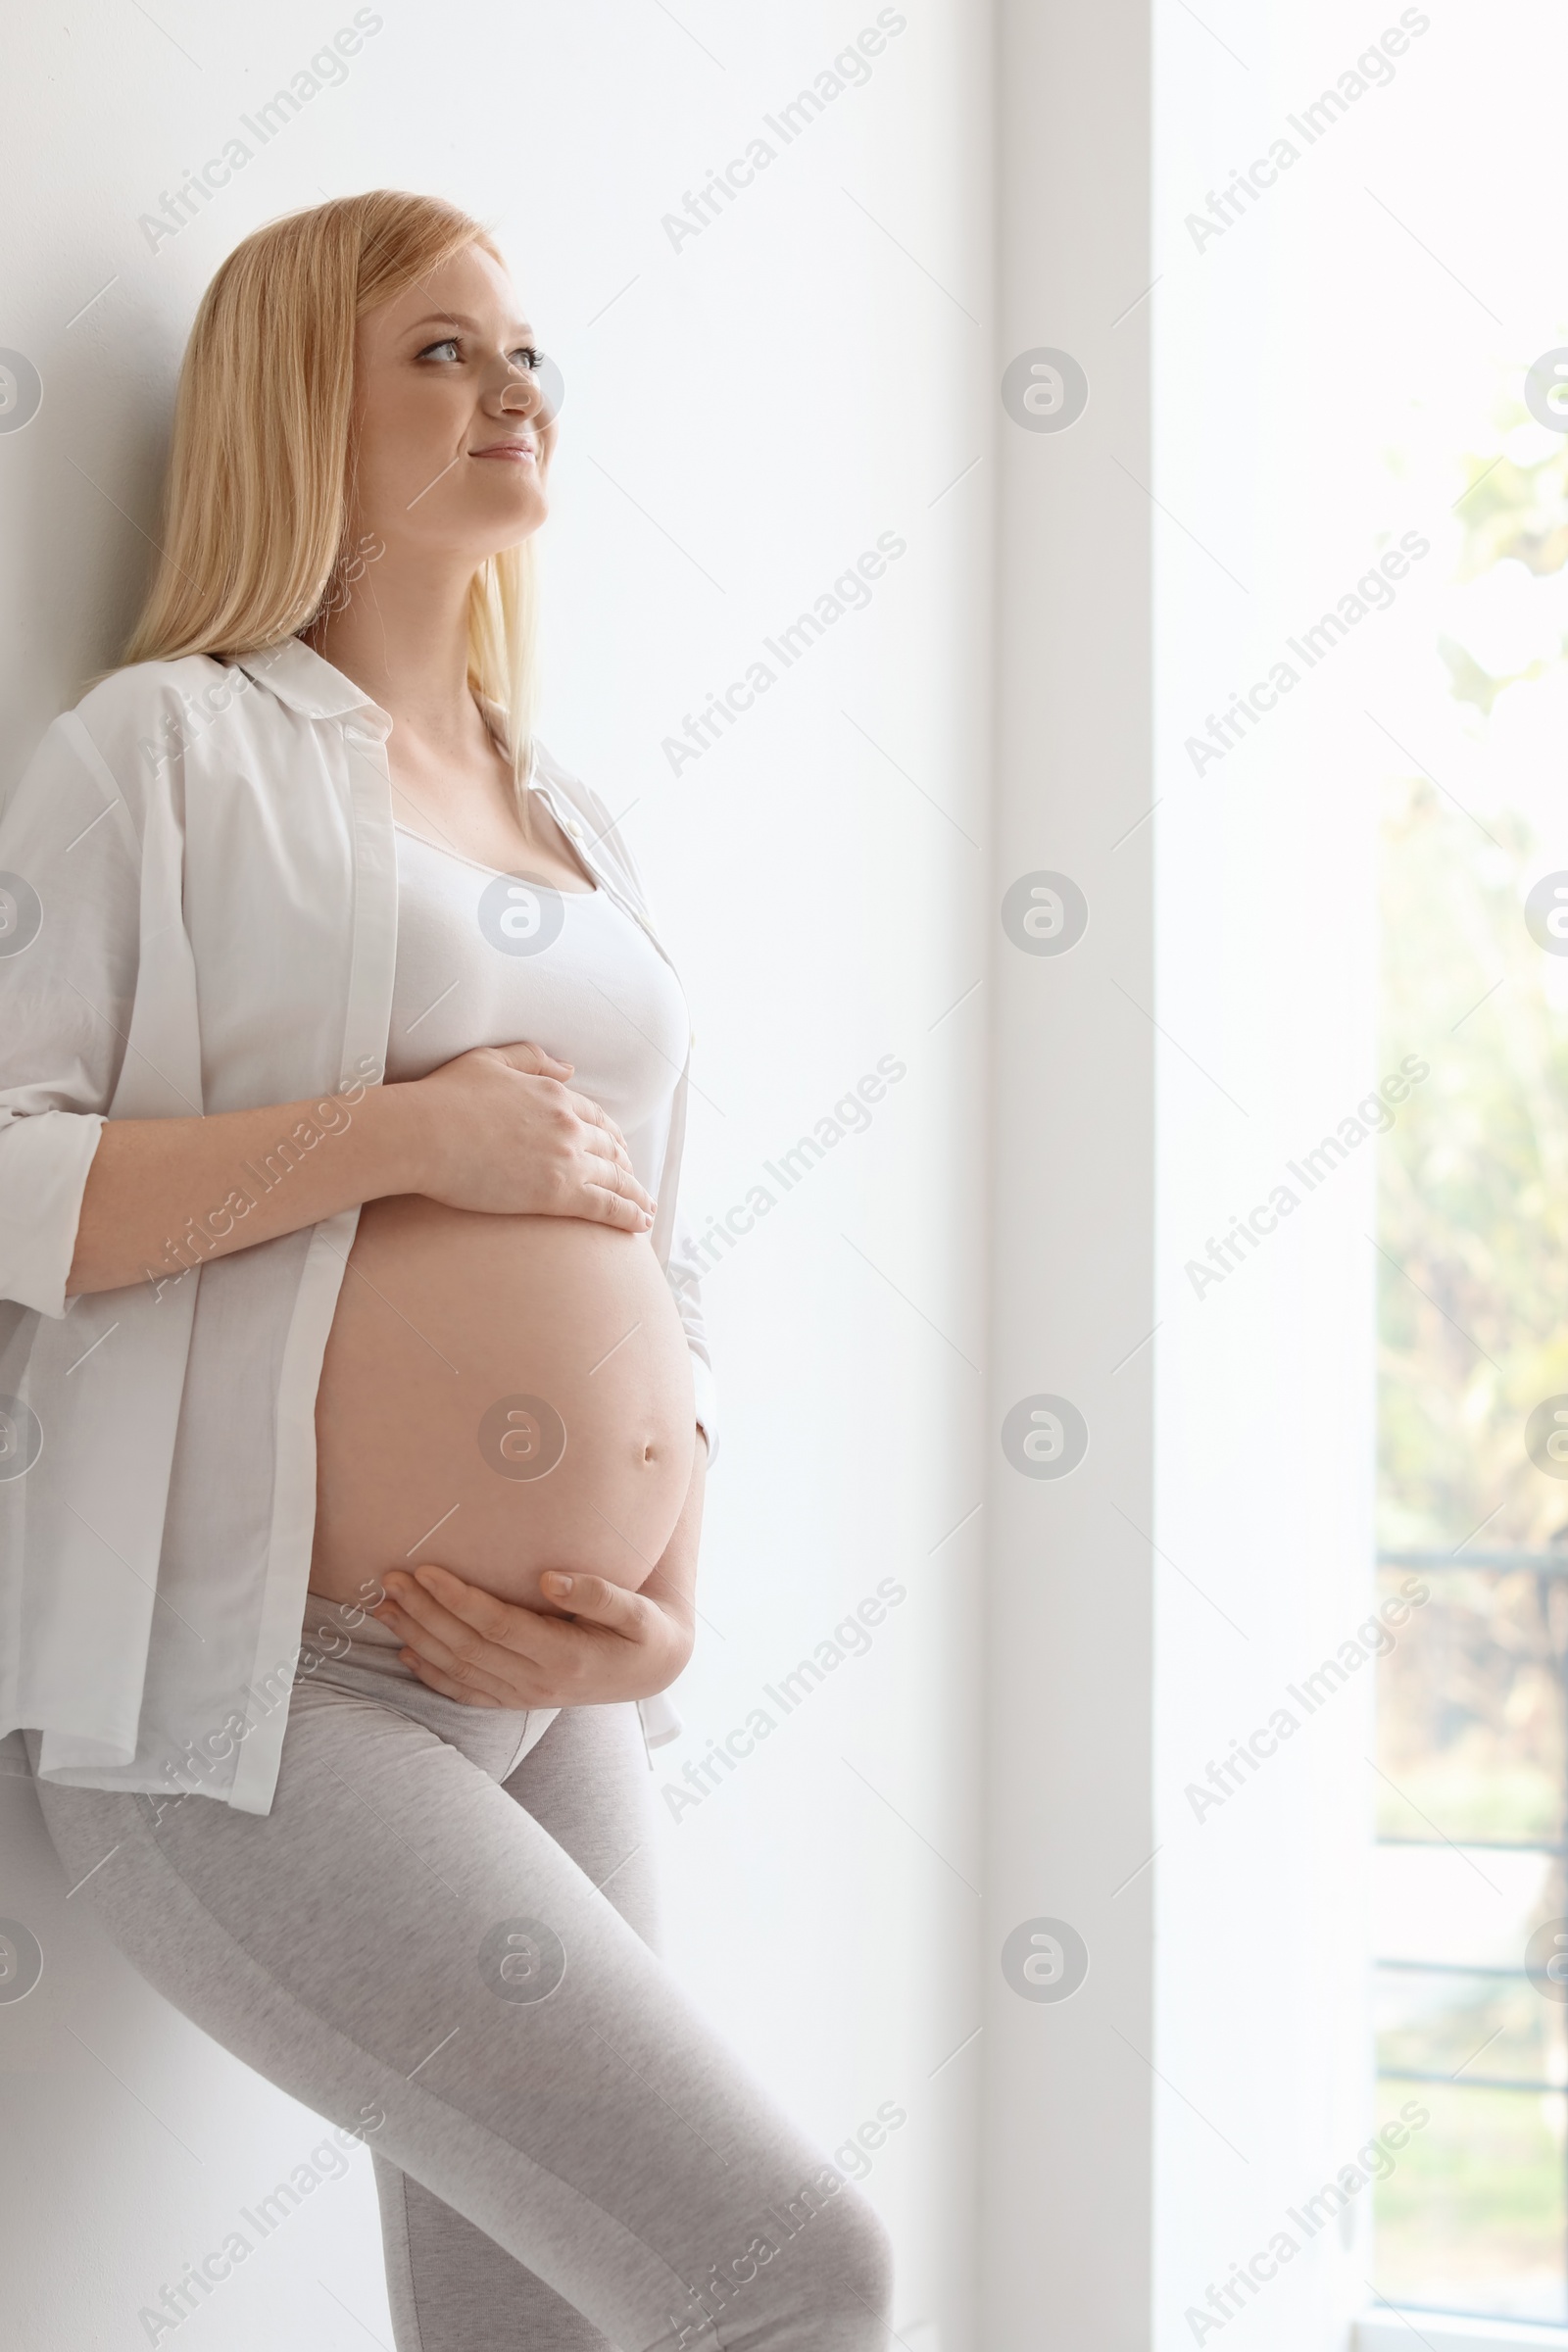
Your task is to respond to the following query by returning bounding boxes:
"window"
[1376,416,1568,2323]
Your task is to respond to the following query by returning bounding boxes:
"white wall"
[984,1,1156,2345]
[0,5,988,2345]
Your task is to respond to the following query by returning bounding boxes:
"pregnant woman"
[0,191,893,2350]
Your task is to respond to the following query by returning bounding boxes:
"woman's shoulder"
[6,655,245,840]
[9,655,266,838]
[3,655,266,854]
[69,653,254,758]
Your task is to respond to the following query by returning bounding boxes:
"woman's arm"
[67,1042,658,1297]
[366,1429,708,1708]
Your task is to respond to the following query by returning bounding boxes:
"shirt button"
[566,818,585,839]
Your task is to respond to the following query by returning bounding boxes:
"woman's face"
[348,242,554,570]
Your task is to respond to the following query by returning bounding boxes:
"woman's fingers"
[538,1571,644,1637]
[569,1091,626,1144]
[398,1562,539,1648]
[479,1047,659,1222]
[418,1559,645,1647]
[375,1595,540,1707]
[375,1561,632,1686]
[585,1162,657,1226]
[581,1130,638,1187]
[582,1143,649,1203]
[499,1055,657,1219]
[377,1564,547,1665]
[583,1177,657,1231]
[496,1041,574,1080]
[573,1096,640,1172]
[577,1149,657,1227]
[367,1560,673,1711]
[414,1041,666,1223]
[577,1124,656,1210]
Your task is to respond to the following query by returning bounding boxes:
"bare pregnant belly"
[310,1197,696,1613]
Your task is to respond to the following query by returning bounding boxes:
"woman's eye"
[416,339,542,370]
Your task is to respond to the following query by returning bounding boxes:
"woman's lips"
[470,442,536,461]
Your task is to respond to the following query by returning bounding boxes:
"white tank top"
[384,822,690,1195]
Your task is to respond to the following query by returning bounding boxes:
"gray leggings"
[26,1615,895,2351]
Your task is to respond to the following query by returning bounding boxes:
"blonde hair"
[122,189,544,792]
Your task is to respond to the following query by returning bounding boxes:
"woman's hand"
[68,1039,656,1299]
[370,1431,708,1708]
[368,1563,692,1707]
[400,1041,657,1230]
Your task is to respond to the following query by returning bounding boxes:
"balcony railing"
[1373,1547,1568,2328]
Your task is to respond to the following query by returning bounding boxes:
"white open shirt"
[0,636,713,1813]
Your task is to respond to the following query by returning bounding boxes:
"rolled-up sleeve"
[0,715,139,1316]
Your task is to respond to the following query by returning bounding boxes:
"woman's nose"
[496,372,540,417]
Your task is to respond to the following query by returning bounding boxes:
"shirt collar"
[233,636,393,737]
[234,641,537,781]
[234,637,673,988]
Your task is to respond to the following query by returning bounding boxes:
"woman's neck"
[309,558,481,755]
